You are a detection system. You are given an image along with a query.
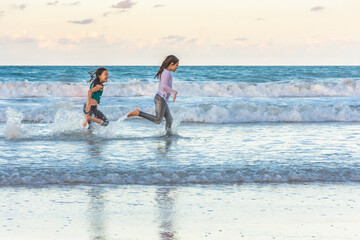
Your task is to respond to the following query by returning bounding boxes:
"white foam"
[4,108,24,139]
[1,166,359,185]
[116,115,128,123]
[171,103,360,123]
[50,108,84,134]
[2,102,360,124]
[2,78,360,98]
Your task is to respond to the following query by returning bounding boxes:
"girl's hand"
[85,104,90,113]
[172,92,178,102]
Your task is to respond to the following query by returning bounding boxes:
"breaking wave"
[1,78,360,98]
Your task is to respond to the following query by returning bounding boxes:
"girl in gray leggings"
[127,55,179,133]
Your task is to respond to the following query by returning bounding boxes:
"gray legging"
[139,94,173,131]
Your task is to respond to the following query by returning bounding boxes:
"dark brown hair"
[154,55,179,79]
[88,67,108,86]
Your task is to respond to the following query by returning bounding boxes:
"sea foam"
[1,78,360,98]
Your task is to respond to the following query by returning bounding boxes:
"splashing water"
[117,115,128,123]
[4,108,24,139]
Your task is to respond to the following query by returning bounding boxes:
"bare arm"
[85,84,103,112]
[172,91,178,102]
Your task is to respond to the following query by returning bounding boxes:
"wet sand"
[1,183,360,240]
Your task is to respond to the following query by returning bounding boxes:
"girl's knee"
[154,118,163,124]
[101,119,109,126]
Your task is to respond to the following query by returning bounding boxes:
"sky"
[0,0,359,65]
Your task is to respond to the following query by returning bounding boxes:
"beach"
[1,183,360,240]
[1,66,360,239]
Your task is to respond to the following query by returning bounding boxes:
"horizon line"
[1,64,360,67]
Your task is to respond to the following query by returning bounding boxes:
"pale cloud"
[126,38,160,49]
[186,38,198,44]
[154,4,166,8]
[11,4,27,10]
[310,6,324,12]
[11,37,37,44]
[1,32,112,50]
[62,1,80,6]
[304,36,358,47]
[47,1,59,6]
[256,17,264,21]
[0,34,37,46]
[162,35,186,41]
[234,37,248,41]
[0,32,123,51]
[68,18,93,24]
[57,38,77,45]
[42,33,101,49]
[111,0,136,9]
[103,9,127,17]
[2,32,359,65]
[0,11,4,16]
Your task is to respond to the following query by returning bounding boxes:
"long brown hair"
[88,67,108,86]
[154,55,179,79]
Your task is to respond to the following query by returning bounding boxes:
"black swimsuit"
[83,103,109,127]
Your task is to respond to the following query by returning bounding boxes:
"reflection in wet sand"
[88,187,107,240]
[86,140,107,240]
[156,187,179,240]
[155,136,179,239]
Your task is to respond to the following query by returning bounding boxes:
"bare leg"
[83,114,103,127]
[83,104,109,127]
[83,114,88,127]
[87,115,103,125]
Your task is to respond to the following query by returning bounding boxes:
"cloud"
[57,38,72,44]
[12,37,37,43]
[103,9,127,17]
[68,18,93,24]
[112,0,136,9]
[11,4,27,10]
[0,32,114,50]
[0,11,4,17]
[63,1,80,6]
[186,38,198,44]
[47,1,59,6]
[162,35,185,41]
[310,6,324,12]
[0,32,170,54]
[0,35,38,46]
[256,18,264,21]
[154,4,166,8]
[234,37,248,41]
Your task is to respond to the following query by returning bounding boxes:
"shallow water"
[2,66,360,238]
[1,121,360,185]
[2,66,360,186]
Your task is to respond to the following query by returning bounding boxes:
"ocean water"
[1,66,360,186]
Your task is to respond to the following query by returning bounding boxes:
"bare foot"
[127,109,140,117]
[83,115,88,127]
